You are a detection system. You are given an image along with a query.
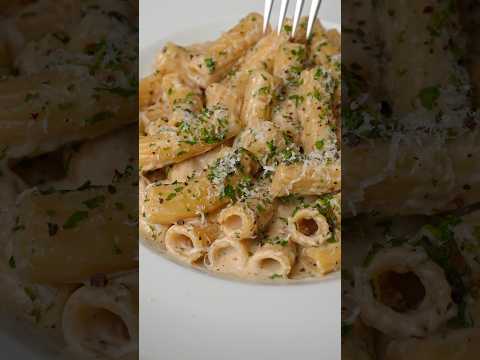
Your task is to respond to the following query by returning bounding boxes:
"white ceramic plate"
[139,18,341,360]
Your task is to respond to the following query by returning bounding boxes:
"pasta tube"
[343,134,480,216]
[139,218,167,249]
[271,158,340,197]
[308,21,340,67]
[205,81,243,120]
[226,32,283,96]
[186,13,263,88]
[218,181,275,240]
[0,71,136,158]
[154,42,192,79]
[277,17,309,44]
[140,80,243,172]
[377,0,468,118]
[241,70,278,127]
[271,90,302,143]
[235,121,286,160]
[139,106,242,172]
[2,0,80,58]
[300,243,341,276]
[62,276,138,359]
[288,207,331,247]
[236,32,281,73]
[165,221,219,264]
[140,104,169,136]
[355,246,456,338]
[51,126,137,189]
[139,73,163,110]
[160,73,203,126]
[207,237,249,275]
[143,149,258,224]
[245,242,296,279]
[165,145,230,183]
[11,183,138,284]
[297,66,339,153]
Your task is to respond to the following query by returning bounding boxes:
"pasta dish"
[139,13,341,281]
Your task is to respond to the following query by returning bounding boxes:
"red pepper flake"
[31,113,39,120]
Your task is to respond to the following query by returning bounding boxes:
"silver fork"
[263,0,322,38]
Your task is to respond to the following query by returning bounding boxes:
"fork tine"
[277,0,290,35]
[291,0,305,38]
[306,0,322,38]
[263,0,274,33]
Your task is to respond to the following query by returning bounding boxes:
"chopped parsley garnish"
[290,66,303,75]
[341,322,353,336]
[8,256,15,269]
[343,107,364,131]
[422,215,461,243]
[256,204,266,212]
[291,46,306,61]
[24,287,37,302]
[166,192,177,201]
[63,211,89,229]
[199,126,226,144]
[266,140,277,154]
[419,86,440,110]
[222,184,236,201]
[314,68,324,80]
[288,94,304,107]
[279,147,303,164]
[204,58,216,74]
[256,86,271,96]
[270,273,282,279]
[315,139,325,150]
[82,195,106,209]
[207,150,245,184]
[177,108,228,145]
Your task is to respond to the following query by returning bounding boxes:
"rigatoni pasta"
[0,1,139,357]
[140,13,341,281]
[207,237,249,275]
[11,182,138,284]
[165,220,219,263]
[62,272,139,359]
